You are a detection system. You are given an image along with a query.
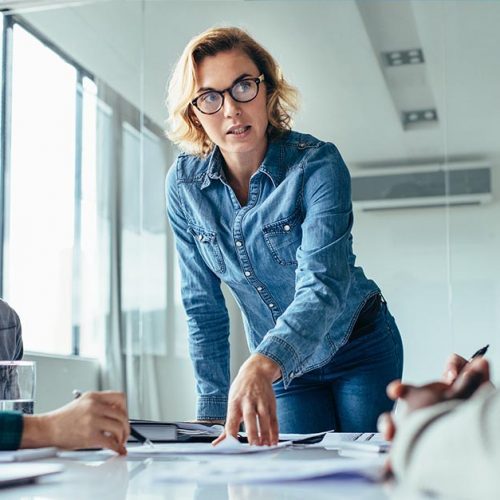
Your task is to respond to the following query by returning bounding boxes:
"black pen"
[72,389,154,448]
[129,426,155,448]
[469,344,489,361]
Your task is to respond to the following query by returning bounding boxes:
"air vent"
[351,163,492,211]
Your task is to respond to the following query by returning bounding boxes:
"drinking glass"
[0,361,36,414]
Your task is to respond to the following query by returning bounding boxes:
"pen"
[129,427,155,448]
[469,344,489,361]
[72,389,155,449]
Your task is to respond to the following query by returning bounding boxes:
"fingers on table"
[221,402,279,446]
[94,401,129,444]
[242,404,260,445]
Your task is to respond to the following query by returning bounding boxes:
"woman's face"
[192,49,268,164]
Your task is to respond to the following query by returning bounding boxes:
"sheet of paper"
[238,430,332,443]
[0,447,58,462]
[321,433,390,452]
[153,456,384,484]
[126,435,290,456]
[278,431,330,441]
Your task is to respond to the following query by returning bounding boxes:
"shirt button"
[198,234,203,241]
[268,303,274,308]
[244,271,251,277]
[236,241,243,247]
[284,225,291,232]
[257,286,263,291]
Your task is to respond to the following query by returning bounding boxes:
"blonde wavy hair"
[166,26,298,157]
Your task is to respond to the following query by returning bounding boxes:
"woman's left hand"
[212,354,281,446]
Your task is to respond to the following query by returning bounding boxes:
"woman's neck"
[221,139,268,206]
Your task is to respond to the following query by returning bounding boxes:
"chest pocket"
[188,225,226,274]
[262,209,302,266]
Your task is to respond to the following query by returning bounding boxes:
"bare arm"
[20,391,129,455]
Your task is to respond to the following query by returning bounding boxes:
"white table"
[0,447,409,499]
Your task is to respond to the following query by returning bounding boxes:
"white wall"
[352,165,500,383]
[24,352,100,413]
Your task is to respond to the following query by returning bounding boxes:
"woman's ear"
[188,108,201,128]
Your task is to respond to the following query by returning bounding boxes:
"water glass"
[0,361,36,414]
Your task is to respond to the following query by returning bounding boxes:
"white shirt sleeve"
[391,385,500,499]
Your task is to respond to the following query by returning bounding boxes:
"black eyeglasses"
[191,74,265,115]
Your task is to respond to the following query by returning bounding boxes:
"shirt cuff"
[0,411,24,450]
[196,395,228,421]
[254,335,302,388]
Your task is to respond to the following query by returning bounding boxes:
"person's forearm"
[392,387,500,498]
[20,414,53,449]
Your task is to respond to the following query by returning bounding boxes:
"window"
[5,23,77,354]
[0,16,169,358]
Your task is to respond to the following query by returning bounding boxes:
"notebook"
[128,420,223,443]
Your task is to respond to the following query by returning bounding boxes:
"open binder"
[128,420,223,443]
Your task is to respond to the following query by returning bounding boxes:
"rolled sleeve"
[255,336,302,388]
[196,395,228,421]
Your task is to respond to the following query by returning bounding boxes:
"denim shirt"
[166,130,379,420]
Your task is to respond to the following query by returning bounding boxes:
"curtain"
[83,80,170,420]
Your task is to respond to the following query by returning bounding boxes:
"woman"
[165,27,403,445]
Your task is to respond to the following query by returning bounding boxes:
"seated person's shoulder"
[0,298,22,361]
[0,299,21,331]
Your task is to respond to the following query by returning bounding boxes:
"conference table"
[0,446,422,499]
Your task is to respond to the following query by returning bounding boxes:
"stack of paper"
[127,435,289,455]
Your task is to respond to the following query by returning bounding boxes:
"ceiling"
[5,0,500,168]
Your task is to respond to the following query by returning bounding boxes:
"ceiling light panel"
[384,48,425,67]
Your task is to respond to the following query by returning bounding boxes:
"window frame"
[0,14,170,357]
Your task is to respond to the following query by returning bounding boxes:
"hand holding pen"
[379,344,492,443]
[73,390,154,449]
[68,390,131,454]
[443,344,489,384]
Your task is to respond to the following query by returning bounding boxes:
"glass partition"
[0,0,498,419]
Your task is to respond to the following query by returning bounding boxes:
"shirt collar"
[258,136,286,188]
[201,147,226,189]
[200,134,286,190]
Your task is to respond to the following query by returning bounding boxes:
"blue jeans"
[273,298,403,433]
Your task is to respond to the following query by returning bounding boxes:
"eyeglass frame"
[191,74,265,115]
